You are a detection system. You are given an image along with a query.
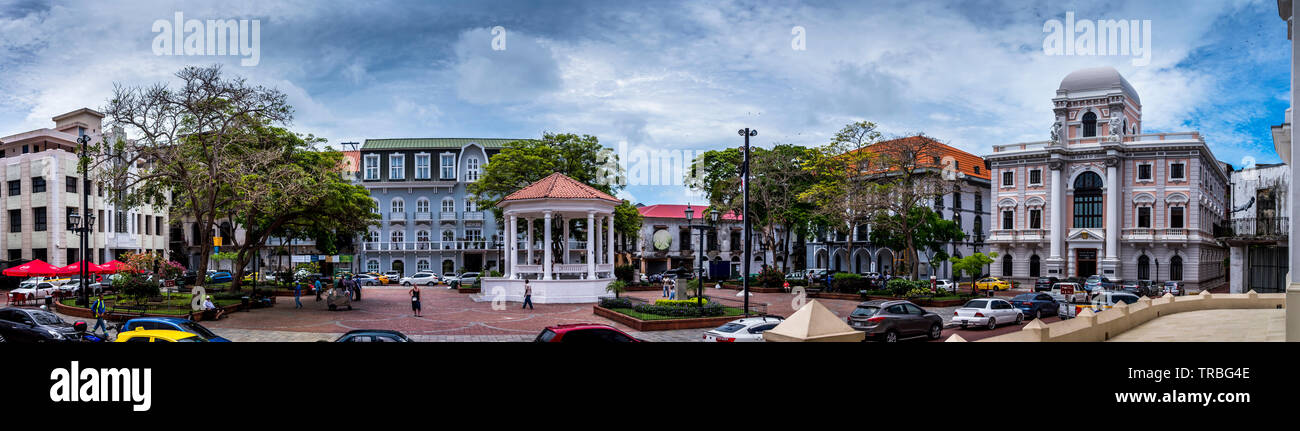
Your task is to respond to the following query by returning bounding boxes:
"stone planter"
[593,305,744,331]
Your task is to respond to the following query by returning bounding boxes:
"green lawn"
[608,306,747,321]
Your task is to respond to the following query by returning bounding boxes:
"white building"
[1222,158,1290,293]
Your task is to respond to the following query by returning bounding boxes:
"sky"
[0,0,1291,205]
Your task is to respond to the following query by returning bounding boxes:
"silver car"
[703,316,784,342]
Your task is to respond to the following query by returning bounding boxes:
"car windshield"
[30,311,64,325]
[714,323,746,333]
[1011,294,1036,301]
[535,329,557,342]
[850,306,880,317]
[964,300,990,309]
[178,321,219,339]
[176,336,207,342]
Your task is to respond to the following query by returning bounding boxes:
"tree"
[96,65,293,286]
[869,207,965,278]
[799,121,882,272]
[950,252,998,286]
[854,133,953,278]
[613,200,643,253]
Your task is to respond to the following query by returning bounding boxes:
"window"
[1002,254,1013,277]
[1029,169,1042,186]
[391,198,404,214]
[974,192,982,211]
[33,207,47,231]
[7,180,17,196]
[465,197,477,213]
[1169,255,1183,281]
[466,157,480,181]
[415,154,431,179]
[441,198,455,213]
[1082,112,1097,137]
[1002,171,1014,187]
[365,230,379,242]
[417,230,430,243]
[391,230,404,243]
[98,210,104,232]
[8,209,20,233]
[1137,163,1152,181]
[465,229,483,242]
[1001,210,1014,230]
[32,177,45,193]
[974,166,980,175]
[1029,209,1042,229]
[1170,162,1186,180]
[417,259,430,272]
[364,154,380,180]
[416,198,430,213]
[1029,255,1041,277]
[953,191,962,209]
[389,154,405,180]
[1072,172,1103,228]
[66,176,78,193]
[440,154,456,179]
[442,230,455,242]
[367,260,380,273]
[1170,206,1184,229]
[1137,255,1150,280]
[1137,207,1151,228]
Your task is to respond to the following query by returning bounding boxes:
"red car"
[534,323,642,343]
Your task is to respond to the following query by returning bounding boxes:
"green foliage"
[614,265,635,282]
[614,201,643,247]
[757,267,786,288]
[468,133,623,219]
[886,278,930,297]
[606,280,628,298]
[949,252,998,283]
[113,272,160,306]
[654,298,708,306]
[830,272,869,292]
[599,297,633,309]
[633,302,726,317]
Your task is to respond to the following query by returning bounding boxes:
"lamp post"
[738,127,756,315]
[71,134,95,306]
[683,204,719,308]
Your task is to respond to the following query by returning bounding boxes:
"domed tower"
[1051,67,1142,145]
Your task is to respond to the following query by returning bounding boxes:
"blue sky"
[0,0,1290,205]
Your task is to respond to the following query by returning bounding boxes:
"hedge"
[632,303,726,317]
[654,298,709,307]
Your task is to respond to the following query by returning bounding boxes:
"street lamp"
[684,204,720,309]
[738,127,757,316]
[71,133,95,306]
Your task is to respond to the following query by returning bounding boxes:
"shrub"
[654,298,709,306]
[831,272,869,292]
[903,287,933,298]
[606,280,628,298]
[887,278,928,297]
[633,302,726,317]
[757,267,785,288]
[787,279,808,287]
[599,297,633,309]
[114,272,160,306]
[615,265,635,282]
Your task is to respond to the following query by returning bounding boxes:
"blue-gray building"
[357,138,520,277]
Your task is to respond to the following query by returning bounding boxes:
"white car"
[384,271,402,281]
[354,274,382,286]
[934,279,955,293]
[12,282,61,299]
[400,272,440,286]
[952,298,1024,330]
[702,316,785,342]
[1050,282,1088,303]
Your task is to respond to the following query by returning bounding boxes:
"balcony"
[463,211,485,221]
[1215,218,1288,243]
[389,211,406,223]
[362,241,496,252]
[414,212,433,223]
[440,212,457,222]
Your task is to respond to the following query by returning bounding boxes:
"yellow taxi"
[115,329,208,342]
[366,272,390,284]
[974,277,1012,291]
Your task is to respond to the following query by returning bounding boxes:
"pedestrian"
[827,272,834,291]
[314,278,323,301]
[662,276,671,298]
[409,284,422,317]
[293,282,302,309]
[669,278,677,300]
[352,275,362,301]
[90,293,108,335]
[522,279,534,310]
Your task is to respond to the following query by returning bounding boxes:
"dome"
[1057,67,1140,104]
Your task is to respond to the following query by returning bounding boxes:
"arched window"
[441,198,455,213]
[391,198,404,214]
[391,230,404,243]
[1137,255,1150,280]
[1169,255,1183,281]
[1002,254,1013,277]
[416,259,430,272]
[365,230,379,242]
[416,230,430,249]
[466,157,481,181]
[1029,254,1041,277]
[366,260,380,273]
[416,198,430,213]
[1082,112,1097,137]
[442,259,455,274]
[1073,172,1103,228]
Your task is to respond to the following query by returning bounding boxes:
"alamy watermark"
[152,12,261,66]
[1043,12,1151,66]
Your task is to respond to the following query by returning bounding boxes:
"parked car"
[353,274,382,286]
[384,270,403,281]
[333,329,412,342]
[1162,281,1184,296]
[1033,276,1060,292]
[934,279,955,293]
[1067,291,1142,317]
[534,323,641,342]
[702,316,784,342]
[1009,292,1060,319]
[0,307,84,342]
[1083,275,1117,293]
[785,270,806,281]
[400,272,440,286]
[1119,280,1153,297]
[974,277,1012,291]
[1051,282,1087,303]
[365,273,391,284]
[115,328,207,342]
[208,271,233,284]
[11,282,61,300]
[952,298,1024,330]
[846,300,944,342]
[120,317,230,342]
[454,272,482,287]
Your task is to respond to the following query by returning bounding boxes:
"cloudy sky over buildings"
[0,0,1289,204]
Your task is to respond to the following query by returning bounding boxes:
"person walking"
[293,282,303,309]
[314,278,323,301]
[522,279,534,310]
[409,284,422,317]
[90,293,108,335]
[352,275,362,301]
[662,276,671,298]
[668,277,677,300]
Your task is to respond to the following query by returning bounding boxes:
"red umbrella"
[2,259,77,277]
[96,260,130,274]
[59,261,99,275]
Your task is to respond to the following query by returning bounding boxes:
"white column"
[543,212,552,280]
[525,217,533,266]
[562,216,570,264]
[593,215,602,265]
[587,211,596,279]
[1287,3,1300,341]
[608,213,616,269]
[508,214,517,278]
[1049,167,1063,261]
[1105,163,1119,262]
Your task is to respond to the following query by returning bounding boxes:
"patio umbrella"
[59,261,99,276]
[2,259,77,277]
[96,260,130,274]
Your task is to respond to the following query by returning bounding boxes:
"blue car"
[209,271,233,284]
[120,317,231,342]
[1009,292,1060,319]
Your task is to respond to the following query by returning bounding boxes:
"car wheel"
[928,324,941,340]
[883,330,899,343]
[1016,313,1024,324]
[426,282,434,286]
[986,318,997,330]
[1035,309,1043,320]
[403,282,411,287]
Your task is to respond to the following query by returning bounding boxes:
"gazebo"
[478,173,619,303]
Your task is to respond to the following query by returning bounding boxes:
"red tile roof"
[501,172,621,202]
[850,136,990,181]
[637,204,743,221]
